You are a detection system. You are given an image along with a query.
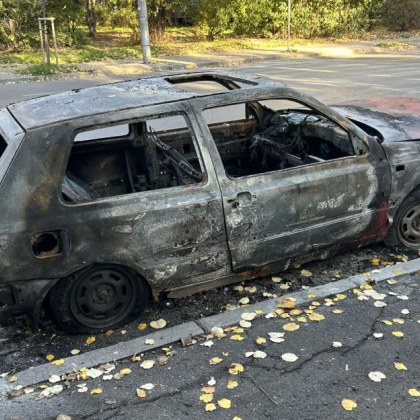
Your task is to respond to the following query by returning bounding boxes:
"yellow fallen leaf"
[392,331,404,338]
[309,305,316,310]
[255,310,264,315]
[205,403,216,412]
[308,313,325,322]
[360,283,373,290]
[352,288,362,295]
[232,327,244,334]
[137,323,147,331]
[210,357,223,365]
[256,337,267,345]
[150,319,167,329]
[311,301,321,307]
[304,309,313,314]
[272,276,282,283]
[46,354,55,362]
[307,294,317,299]
[335,294,347,301]
[218,398,231,409]
[300,269,313,277]
[200,394,213,403]
[51,359,65,366]
[132,355,141,362]
[8,375,17,383]
[277,298,296,309]
[232,417,242,420]
[408,389,420,397]
[105,330,114,336]
[371,258,381,266]
[229,363,244,375]
[297,316,307,323]
[341,399,357,411]
[140,360,155,370]
[201,386,215,394]
[394,362,407,371]
[332,309,344,314]
[119,368,132,376]
[280,313,291,318]
[136,389,147,398]
[85,336,96,345]
[393,318,405,325]
[227,379,238,389]
[275,308,285,315]
[382,320,393,326]
[91,388,103,395]
[290,309,303,316]
[283,322,300,332]
[230,335,245,341]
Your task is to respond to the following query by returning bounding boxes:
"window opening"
[203,99,354,178]
[62,113,204,203]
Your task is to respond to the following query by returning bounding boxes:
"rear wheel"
[387,190,420,249]
[48,264,150,333]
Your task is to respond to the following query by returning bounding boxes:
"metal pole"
[287,0,291,52]
[137,0,151,64]
[38,19,45,64]
[43,19,51,65]
[50,18,59,65]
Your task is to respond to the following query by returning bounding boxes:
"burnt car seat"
[62,172,99,203]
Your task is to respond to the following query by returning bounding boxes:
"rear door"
[0,102,231,289]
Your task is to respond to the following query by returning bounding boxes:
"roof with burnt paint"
[6,72,283,130]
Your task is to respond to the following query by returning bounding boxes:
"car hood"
[332,97,420,142]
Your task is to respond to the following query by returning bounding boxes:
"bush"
[381,0,420,31]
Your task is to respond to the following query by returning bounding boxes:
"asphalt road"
[1,55,419,107]
[5,273,420,419]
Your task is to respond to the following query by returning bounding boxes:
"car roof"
[7,72,283,130]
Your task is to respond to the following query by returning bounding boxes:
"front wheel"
[48,265,150,333]
[387,190,420,249]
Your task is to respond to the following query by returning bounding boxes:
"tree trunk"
[86,0,97,37]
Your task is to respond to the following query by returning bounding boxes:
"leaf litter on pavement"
[7,250,418,420]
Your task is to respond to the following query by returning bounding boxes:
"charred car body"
[0,72,419,332]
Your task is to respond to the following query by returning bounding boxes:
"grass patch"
[376,41,411,48]
[1,26,418,70]
[17,63,84,76]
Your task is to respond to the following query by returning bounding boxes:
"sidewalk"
[1,37,420,84]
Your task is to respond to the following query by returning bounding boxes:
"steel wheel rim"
[398,202,420,248]
[70,267,137,328]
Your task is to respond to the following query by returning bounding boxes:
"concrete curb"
[2,257,420,392]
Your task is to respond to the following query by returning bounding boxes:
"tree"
[0,0,39,50]
[86,0,97,37]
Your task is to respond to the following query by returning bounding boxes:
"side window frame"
[58,106,208,206]
[198,95,367,181]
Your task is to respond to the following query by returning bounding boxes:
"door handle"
[227,191,256,208]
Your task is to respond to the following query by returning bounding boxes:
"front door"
[198,97,389,272]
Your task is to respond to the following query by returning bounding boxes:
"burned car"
[0,72,419,332]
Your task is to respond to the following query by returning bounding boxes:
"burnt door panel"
[219,155,384,271]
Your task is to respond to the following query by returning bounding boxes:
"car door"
[192,93,390,272]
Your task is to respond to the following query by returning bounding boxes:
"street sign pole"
[287,0,291,52]
[137,0,151,64]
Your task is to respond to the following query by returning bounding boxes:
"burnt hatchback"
[0,72,419,332]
